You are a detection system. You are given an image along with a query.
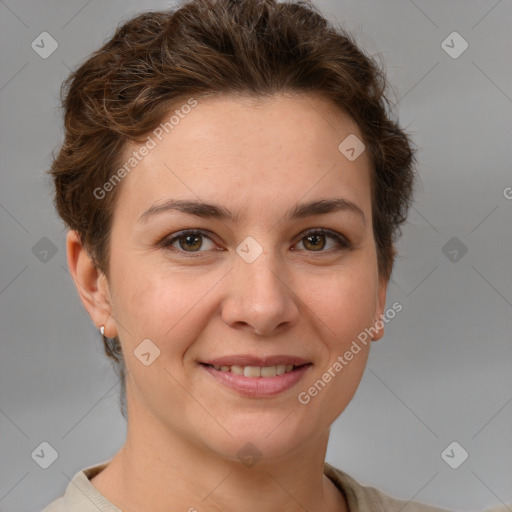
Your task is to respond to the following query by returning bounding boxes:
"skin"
[67,93,389,512]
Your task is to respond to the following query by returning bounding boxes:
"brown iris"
[178,234,203,251]
[302,233,326,251]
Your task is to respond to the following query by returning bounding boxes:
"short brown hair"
[49,0,416,418]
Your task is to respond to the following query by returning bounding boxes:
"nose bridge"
[222,241,298,335]
[236,244,286,305]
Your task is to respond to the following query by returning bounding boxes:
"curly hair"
[48,0,416,419]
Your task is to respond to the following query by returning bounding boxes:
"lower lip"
[200,364,312,398]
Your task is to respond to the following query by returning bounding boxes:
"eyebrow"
[138,197,366,225]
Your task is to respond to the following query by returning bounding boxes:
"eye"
[294,228,350,252]
[162,229,218,255]
[161,227,351,257]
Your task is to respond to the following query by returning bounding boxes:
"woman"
[42,0,460,510]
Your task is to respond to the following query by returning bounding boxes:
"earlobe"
[66,230,117,338]
[372,275,389,342]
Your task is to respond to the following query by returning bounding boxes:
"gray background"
[1,1,511,511]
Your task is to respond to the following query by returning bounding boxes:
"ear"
[66,230,118,338]
[371,273,389,342]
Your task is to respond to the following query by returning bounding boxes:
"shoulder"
[325,462,511,512]
[324,461,453,512]
[41,462,119,512]
[41,496,65,512]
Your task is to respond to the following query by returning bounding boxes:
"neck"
[90,411,347,512]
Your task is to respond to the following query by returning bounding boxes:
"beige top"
[41,460,461,512]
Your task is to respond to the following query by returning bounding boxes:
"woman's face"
[102,93,387,461]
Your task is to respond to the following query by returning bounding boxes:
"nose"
[221,252,300,336]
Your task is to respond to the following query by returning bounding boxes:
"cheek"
[303,263,378,341]
[115,265,218,354]
[297,267,376,423]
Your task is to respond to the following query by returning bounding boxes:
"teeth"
[260,366,276,377]
[210,364,299,377]
[244,366,261,377]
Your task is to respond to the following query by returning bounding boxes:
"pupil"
[305,234,325,251]
[181,234,201,251]
[178,234,327,252]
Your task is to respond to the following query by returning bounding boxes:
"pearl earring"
[100,325,105,336]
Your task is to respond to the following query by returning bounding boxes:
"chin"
[198,414,317,465]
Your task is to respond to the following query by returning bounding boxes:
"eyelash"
[160,228,351,258]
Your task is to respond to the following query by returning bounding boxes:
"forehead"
[113,93,373,223]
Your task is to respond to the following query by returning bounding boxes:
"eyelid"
[160,229,220,256]
[160,227,351,255]
[296,227,351,249]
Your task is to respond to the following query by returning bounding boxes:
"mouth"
[198,358,313,397]
[200,362,309,377]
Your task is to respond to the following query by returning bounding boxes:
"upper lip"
[201,355,311,367]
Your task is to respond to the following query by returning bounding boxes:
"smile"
[203,363,300,377]
[199,362,313,397]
